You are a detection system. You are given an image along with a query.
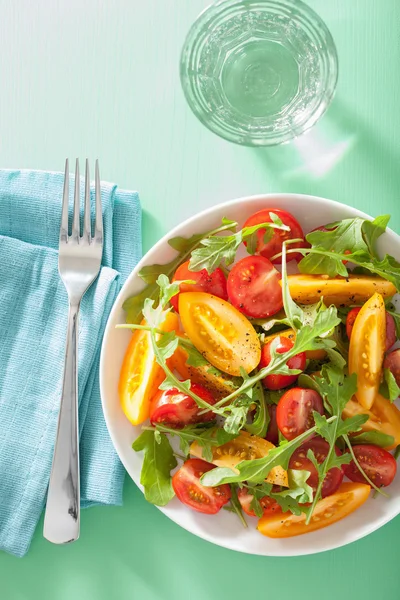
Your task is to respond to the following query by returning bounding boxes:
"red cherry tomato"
[289,438,344,497]
[237,487,281,517]
[384,348,400,387]
[243,208,305,263]
[266,404,279,445]
[343,444,397,487]
[172,458,231,514]
[259,336,306,391]
[150,383,216,427]
[170,260,227,312]
[277,387,324,440]
[346,307,396,351]
[227,255,283,318]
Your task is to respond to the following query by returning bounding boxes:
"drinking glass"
[180,0,338,146]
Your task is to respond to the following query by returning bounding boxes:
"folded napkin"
[0,169,141,557]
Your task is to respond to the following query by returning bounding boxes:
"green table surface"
[1,0,400,597]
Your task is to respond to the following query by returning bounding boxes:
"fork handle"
[43,301,80,544]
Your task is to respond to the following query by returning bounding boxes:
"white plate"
[100,193,400,556]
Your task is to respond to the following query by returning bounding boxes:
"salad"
[118,207,400,538]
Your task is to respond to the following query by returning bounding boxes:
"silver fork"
[43,159,103,544]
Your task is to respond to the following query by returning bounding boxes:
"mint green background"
[0,0,399,597]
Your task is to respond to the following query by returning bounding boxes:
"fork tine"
[83,159,91,243]
[60,159,69,243]
[94,160,103,244]
[72,158,80,240]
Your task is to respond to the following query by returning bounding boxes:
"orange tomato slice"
[348,293,386,410]
[190,430,288,487]
[287,274,396,306]
[257,482,370,538]
[343,393,400,451]
[179,292,261,376]
[167,343,236,400]
[119,312,179,425]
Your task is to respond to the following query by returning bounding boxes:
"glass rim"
[180,0,339,147]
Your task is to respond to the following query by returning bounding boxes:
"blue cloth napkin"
[0,169,141,557]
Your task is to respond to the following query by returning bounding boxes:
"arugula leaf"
[277,469,314,504]
[300,217,368,277]
[386,307,400,338]
[184,346,209,367]
[156,330,179,360]
[330,324,349,361]
[379,368,400,402]
[229,486,248,528]
[271,494,308,517]
[336,414,369,437]
[347,251,400,291]
[297,214,400,289]
[189,220,289,274]
[200,417,336,487]
[224,406,249,435]
[132,430,177,506]
[281,241,305,330]
[324,347,347,369]
[245,482,273,518]
[245,383,270,437]
[362,215,390,258]
[122,219,236,322]
[351,430,395,448]
[394,445,400,460]
[246,474,312,517]
[250,310,291,333]
[304,367,363,523]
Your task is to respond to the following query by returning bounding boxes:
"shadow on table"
[142,209,166,254]
[251,98,400,220]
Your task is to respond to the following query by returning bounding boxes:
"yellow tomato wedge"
[343,394,400,451]
[263,329,326,361]
[119,312,179,425]
[348,293,386,410]
[287,274,396,306]
[190,431,288,487]
[179,292,261,376]
[257,482,370,538]
[167,343,235,400]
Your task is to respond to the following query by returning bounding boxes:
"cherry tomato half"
[260,336,306,391]
[150,383,216,427]
[172,458,231,514]
[243,208,305,263]
[237,487,281,518]
[289,438,344,498]
[265,404,279,445]
[346,306,396,352]
[277,387,324,441]
[348,293,386,410]
[227,255,283,319]
[343,444,397,487]
[384,348,400,387]
[170,260,227,313]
